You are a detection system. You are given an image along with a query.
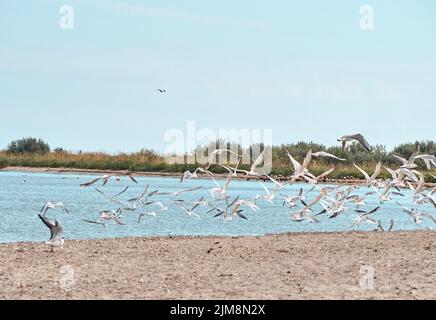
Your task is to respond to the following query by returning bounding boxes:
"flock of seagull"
[36,133,436,251]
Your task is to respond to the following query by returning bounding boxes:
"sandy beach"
[0,231,434,300]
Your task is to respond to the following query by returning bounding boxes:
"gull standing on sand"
[337,134,371,151]
[38,214,64,251]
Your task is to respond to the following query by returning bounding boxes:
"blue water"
[0,171,434,243]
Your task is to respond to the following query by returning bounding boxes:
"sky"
[0,0,435,153]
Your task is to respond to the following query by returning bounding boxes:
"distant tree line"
[3,137,436,170]
[6,137,51,154]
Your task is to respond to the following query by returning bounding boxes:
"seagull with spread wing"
[38,214,64,251]
[338,133,371,151]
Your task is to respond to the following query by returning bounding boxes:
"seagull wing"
[370,162,382,180]
[113,186,129,198]
[80,177,102,187]
[128,175,138,184]
[316,167,335,180]
[313,151,346,161]
[301,150,312,170]
[363,206,381,216]
[350,134,371,151]
[259,181,270,195]
[285,149,301,172]
[250,150,265,172]
[353,163,370,181]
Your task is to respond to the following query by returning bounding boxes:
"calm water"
[0,171,434,243]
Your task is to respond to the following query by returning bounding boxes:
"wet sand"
[0,231,434,299]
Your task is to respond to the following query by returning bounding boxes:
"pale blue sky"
[1,0,435,153]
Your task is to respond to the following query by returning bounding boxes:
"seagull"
[422,193,436,208]
[219,158,241,177]
[395,202,436,224]
[126,185,153,208]
[99,210,125,225]
[384,166,402,186]
[413,154,436,170]
[82,219,107,228]
[95,188,134,209]
[180,167,211,183]
[318,198,347,219]
[281,186,315,208]
[38,214,64,251]
[305,166,336,184]
[205,149,240,171]
[95,186,129,199]
[80,172,137,187]
[406,172,426,198]
[174,197,204,219]
[40,201,70,217]
[263,172,289,191]
[137,211,159,223]
[338,134,371,151]
[233,199,259,212]
[255,181,276,203]
[312,151,346,161]
[346,194,369,208]
[285,149,313,183]
[291,193,323,222]
[208,196,247,220]
[371,184,404,203]
[349,206,380,229]
[154,186,202,197]
[353,162,381,186]
[234,150,266,176]
[392,154,418,170]
[210,176,232,199]
[156,89,167,93]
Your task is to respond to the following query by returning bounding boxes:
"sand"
[0,231,434,300]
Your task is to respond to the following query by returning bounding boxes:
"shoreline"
[2,229,435,246]
[1,166,435,187]
[0,231,434,299]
